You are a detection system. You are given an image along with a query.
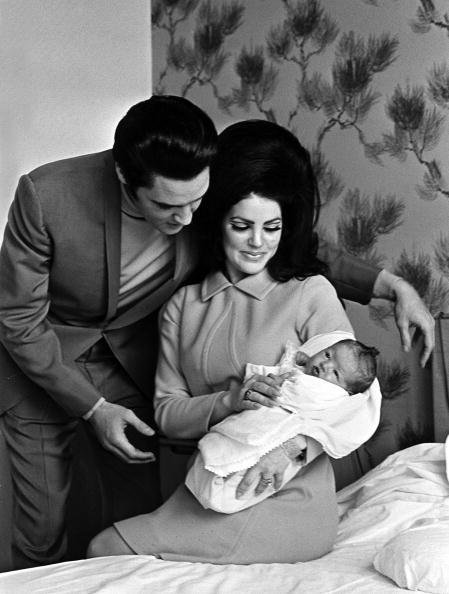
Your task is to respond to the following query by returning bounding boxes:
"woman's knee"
[86,526,135,558]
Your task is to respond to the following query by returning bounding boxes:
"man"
[0,95,434,570]
[0,95,216,569]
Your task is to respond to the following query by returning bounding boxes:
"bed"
[1,439,448,594]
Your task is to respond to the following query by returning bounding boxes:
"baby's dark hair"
[339,339,379,394]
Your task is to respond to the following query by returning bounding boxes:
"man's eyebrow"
[151,194,205,208]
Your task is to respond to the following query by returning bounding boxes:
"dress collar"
[201,268,278,301]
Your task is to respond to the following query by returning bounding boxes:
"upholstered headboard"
[432,314,449,442]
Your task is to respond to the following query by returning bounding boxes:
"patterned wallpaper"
[151,0,449,467]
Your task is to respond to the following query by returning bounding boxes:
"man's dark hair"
[195,119,326,281]
[112,95,217,190]
[339,339,379,394]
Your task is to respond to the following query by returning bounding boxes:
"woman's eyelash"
[230,224,282,232]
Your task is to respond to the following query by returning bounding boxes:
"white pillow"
[373,517,449,594]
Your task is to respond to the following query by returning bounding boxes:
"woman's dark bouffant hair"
[194,119,327,282]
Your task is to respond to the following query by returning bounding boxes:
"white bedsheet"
[1,442,448,594]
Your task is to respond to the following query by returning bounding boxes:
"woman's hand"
[210,372,294,431]
[235,446,290,498]
[230,372,292,412]
[235,434,308,499]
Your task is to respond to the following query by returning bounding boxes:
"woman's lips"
[241,251,266,260]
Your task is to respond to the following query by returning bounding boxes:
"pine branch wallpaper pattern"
[152,0,449,466]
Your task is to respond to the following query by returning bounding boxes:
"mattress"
[1,441,448,593]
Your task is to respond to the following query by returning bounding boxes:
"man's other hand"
[89,401,156,463]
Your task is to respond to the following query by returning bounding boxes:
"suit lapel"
[103,155,122,322]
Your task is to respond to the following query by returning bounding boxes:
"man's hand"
[393,280,435,367]
[89,401,156,464]
[373,269,435,367]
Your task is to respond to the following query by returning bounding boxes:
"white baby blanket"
[186,331,382,513]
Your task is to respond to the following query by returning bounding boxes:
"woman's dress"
[115,270,353,564]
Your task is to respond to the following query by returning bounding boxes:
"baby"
[186,331,381,514]
[295,338,379,395]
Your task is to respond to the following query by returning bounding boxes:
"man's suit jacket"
[0,150,378,418]
[0,151,197,417]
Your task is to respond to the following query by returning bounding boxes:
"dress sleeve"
[154,289,228,439]
[0,175,102,417]
[297,275,355,343]
[318,240,380,305]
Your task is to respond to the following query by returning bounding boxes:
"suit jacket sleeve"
[0,175,102,417]
[318,240,380,305]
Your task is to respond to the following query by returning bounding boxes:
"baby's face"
[303,343,359,390]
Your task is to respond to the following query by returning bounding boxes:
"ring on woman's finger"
[244,389,253,400]
[261,475,273,485]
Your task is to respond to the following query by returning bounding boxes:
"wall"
[0,0,152,234]
[152,0,449,466]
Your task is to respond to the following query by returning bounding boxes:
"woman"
[88,120,355,564]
